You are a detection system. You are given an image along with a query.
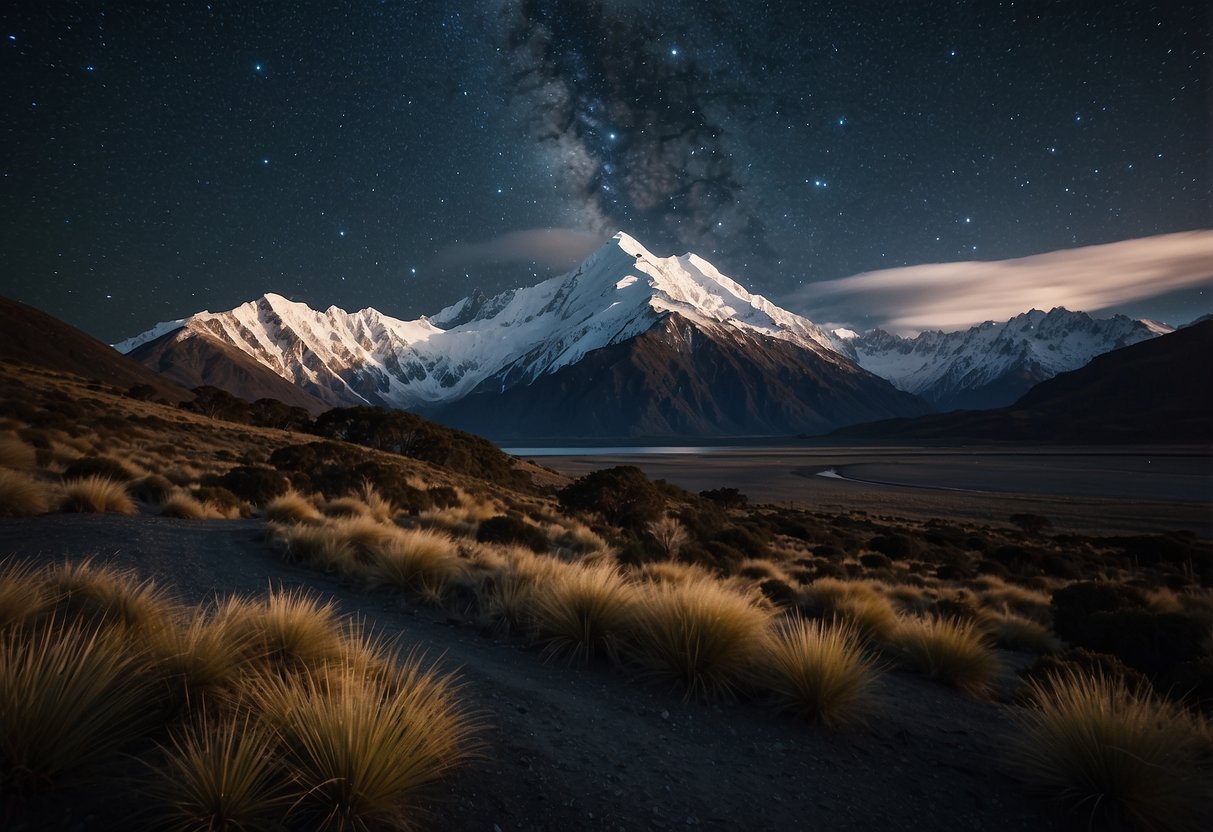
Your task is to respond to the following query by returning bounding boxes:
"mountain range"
[115,234,929,439]
[98,232,1190,440]
[832,309,1171,410]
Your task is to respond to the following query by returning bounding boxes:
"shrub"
[868,534,915,559]
[476,514,548,553]
[530,562,636,664]
[264,490,322,524]
[216,465,290,506]
[129,473,174,503]
[250,653,475,831]
[0,468,50,517]
[629,579,770,700]
[699,487,748,509]
[760,619,878,727]
[891,616,1001,696]
[558,466,665,531]
[59,475,137,514]
[1009,670,1209,831]
[0,622,160,795]
[150,710,290,832]
[61,455,137,482]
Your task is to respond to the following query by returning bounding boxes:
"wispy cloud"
[787,231,1213,333]
[435,228,605,271]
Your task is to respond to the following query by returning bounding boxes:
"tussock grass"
[632,561,717,586]
[160,490,224,519]
[531,561,636,664]
[251,653,476,831]
[0,559,51,629]
[552,519,608,554]
[46,560,178,633]
[800,579,899,644]
[129,473,174,503]
[358,482,396,524]
[760,618,878,727]
[367,528,463,601]
[324,495,373,519]
[264,490,323,524]
[59,475,136,514]
[0,622,160,794]
[891,616,1001,696]
[217,590,346,673]
[0,435,36,470]
[978,609,1061,654]
[1009,670,1210,832]
[0,468,51,517]
[150,709,290,832]
[145,610,247,705]
[629,578,771,700]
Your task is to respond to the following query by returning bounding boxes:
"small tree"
[1009,513,1052,536]
[558,466,664,532]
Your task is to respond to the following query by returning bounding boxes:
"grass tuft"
[760,618,878,727]
[251,653,476,831]
[150,709,290,832]
[0,621,160,794]
[0,435,37,470]
[59,475,136,514]
[800,579,899,644]
[1009,670,1210,832]
[0,468,51,517]
[367,528,463,601]
[0,559,51,629]
[891,615,1002,696]
[217,590,346,673]
[160,490,223,519]
[46,560,179,633]
[629,578,771,700]
[531,561,636,664]
[264,490,323,524]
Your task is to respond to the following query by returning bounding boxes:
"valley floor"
[2,513,1063,832]
[527,445,1213,537]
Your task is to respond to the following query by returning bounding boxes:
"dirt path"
[1,515,1061,831]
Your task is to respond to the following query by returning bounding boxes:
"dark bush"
[184,386,252,423]
[867,533,915,559]
[698,487,748,509]
[269,441,432,512]
[129,474,174,503]
[934,564,971,581]
[859,552,893,571]
[476,515,548,553]
[1009,513,1052,535]
[427,486,461,509]
[126,383,158,401]
[558,466,664,531]
[249,398,312,431]
[1051,582,1206,677]
[758,579,797,607]
[1160,658,1213,715]
[312,406,528,490]
[216,466,290,506]
[714,525,770,560]
[62,456,136,483]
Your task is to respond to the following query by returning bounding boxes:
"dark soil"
[1,513,1062,831]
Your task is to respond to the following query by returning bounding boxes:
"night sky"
[2,1,1209,343]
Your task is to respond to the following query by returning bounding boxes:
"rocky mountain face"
[832,308,1172,411]
[116,233,930,438]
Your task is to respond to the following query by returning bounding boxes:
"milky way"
[0,1,1208,341]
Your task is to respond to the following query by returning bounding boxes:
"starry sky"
[1,0,1209,343]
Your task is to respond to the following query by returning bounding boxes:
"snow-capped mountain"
[831,308,1172,411]
[118,233,928,438]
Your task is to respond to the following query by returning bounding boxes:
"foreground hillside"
[1,360,1210,831]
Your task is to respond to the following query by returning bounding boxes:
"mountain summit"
[119,233,929,438]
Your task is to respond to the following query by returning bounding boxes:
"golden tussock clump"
[0,435,37,470]
[59,475,136,515]
[529,561,637,664]
[366,527,463,602]
[249,652,478,831]
[759,618,879,728]
[0,468,52,517]
[628,578,771,701]
[263,490,323,524]
[160,491,225,520]
[890,615,1002,696]
[800,578,899,645]
[1009,670,1211,832]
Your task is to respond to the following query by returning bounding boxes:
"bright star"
[338,230,347,237]
[254,63,263,72]
[670,47,679,56]
[262,158,269,165]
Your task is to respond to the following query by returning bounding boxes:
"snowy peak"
[116,232,846,413]
[836,307,1173,410]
